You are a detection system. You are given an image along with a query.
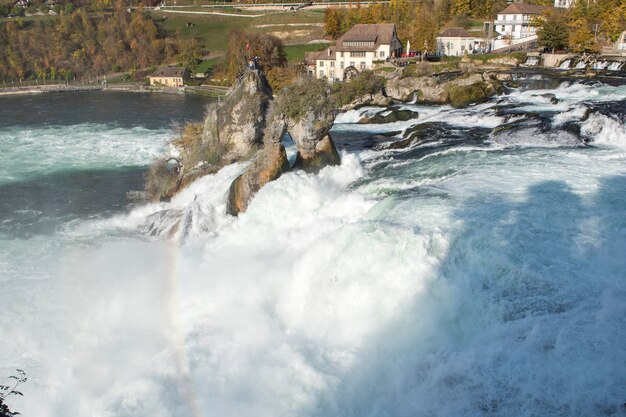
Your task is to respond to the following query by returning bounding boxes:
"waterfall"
[558,59,571,70]
[592,60,609,70]
[523,57,539,66]
[607,61,624,71]
[575,60,587,69]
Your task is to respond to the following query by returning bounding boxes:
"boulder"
[339,92,392,111]
[226,143,290,216]
[447,82,491,107]
[293,134,341,171]
[357,108,419,124]
[386,76,447,103]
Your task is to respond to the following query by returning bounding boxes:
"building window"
[340,61,344,69]
[319,70,325,77]
[350,51,366,58]
[501,26,505,31]
[379,51,385,58]
[461,45,465,51]
[360,62,366,70]
[330,70,335,79]
[344,41,374,47]
[330,61,335,67]
[350,61,355,67]
[318,61,323,67]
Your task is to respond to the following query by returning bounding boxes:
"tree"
[537,10,569,52]
[568,18,599,53]
[224,31,287,82]
[324,7,342,39]
[0,369,27,417]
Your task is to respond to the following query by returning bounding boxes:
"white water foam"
[581,113,626,148]
[1,80,626,417]
[0,123,171,184]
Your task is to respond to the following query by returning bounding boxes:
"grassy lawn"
[284,43,328,61]
[194,58,218,73]
[151,9,324,52]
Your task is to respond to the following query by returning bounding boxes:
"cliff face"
[203,70,273,161]
[226,75,341,215]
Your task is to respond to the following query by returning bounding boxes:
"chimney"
[328,48,331,57]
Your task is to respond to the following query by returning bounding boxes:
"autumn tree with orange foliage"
[0,0,183,81]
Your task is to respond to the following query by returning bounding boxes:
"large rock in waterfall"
[226,143,290,216]
[271,77,341,171]
[203,69,273,160]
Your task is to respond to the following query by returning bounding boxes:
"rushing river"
[1,77,625,417]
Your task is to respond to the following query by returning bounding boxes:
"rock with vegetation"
[227,143,290,216]
[332,71,389,110]
[387,72,503,107]
[207,69,273,160]
[273,77,341,171]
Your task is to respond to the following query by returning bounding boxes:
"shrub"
[274,77,334,121]
[0,369,27,417]
[402,62,433,78]
[331,71,385,107]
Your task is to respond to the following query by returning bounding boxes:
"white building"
[305,24,403,81]
[493,3,552,50]
[436,27,487,56]
[554,0,575,8]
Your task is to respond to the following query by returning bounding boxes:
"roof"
[304,47,336,64]
[150,66,188,78]
[499,3,552,14]
[439,27,470,38]
[336,23,398,52]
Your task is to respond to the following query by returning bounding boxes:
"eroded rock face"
[358,108,419,124]
[226,143,290,216]
[339,91,391,111]
[293,134,341,171]
[386,76,446,103]
[206,70,273,160]
[386,72,503,107]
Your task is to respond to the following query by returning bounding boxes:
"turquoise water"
[0,80,625,417]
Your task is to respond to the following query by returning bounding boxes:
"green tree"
[537,10,569,52]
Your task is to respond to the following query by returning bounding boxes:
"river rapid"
[1,77,625,417]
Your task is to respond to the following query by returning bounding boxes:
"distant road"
[154,1,389,10]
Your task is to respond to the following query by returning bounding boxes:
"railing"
[218,70,247,103]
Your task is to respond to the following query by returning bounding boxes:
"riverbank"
[0,83,228,98]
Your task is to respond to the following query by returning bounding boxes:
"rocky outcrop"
[386,76,446,103]
[226,143,290,216]
[146,71,345,210]
[339,91,391,111]
[293,134,341,170]
[386,72,504,107]
[358,108,419,124]
[203,70,273,160]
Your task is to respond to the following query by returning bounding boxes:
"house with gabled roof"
[436,27,487,56]
[148,66,190,87]
[494,4,552,41]
[492,3,553,51]
[305,23,403,81]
